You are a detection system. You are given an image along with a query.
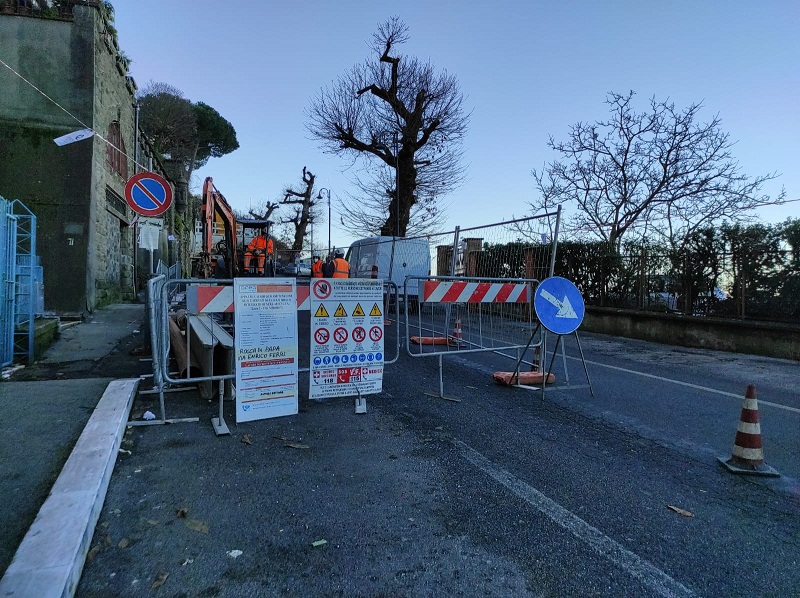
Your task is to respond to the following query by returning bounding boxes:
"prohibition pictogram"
[333,327,348,344]
[352,326,366,343]
[369,326,383,342]
[314,328,330,344]
[313,280,332,300]
[125,172,173,217]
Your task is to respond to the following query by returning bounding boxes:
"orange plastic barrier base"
[410,336,451,345]
[493,371,555,386]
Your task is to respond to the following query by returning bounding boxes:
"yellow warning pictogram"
[314,304,329,317]
[334,303,348,317]
[370,303,382,316]
[352,303,365,317]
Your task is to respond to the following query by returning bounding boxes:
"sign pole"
[532,276,593,397]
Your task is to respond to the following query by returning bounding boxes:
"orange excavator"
[192,177,275,278]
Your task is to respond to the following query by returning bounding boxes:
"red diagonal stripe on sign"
[423,280,440,302]
[197,286,234,312]
[470,283,491,302]
[493,283,515,303]
[297,285,310,308]
[441,281,467,302]
[134,180,164,207]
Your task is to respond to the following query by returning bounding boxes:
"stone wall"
[582,307,800,361]
[0,9,94,313]
[0,4,174,314]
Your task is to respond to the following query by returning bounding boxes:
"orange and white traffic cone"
[448,317,464,346]
[531,345,542,372]
[718,385,779,477]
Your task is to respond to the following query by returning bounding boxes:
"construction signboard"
[233,278,299,421]
[309,279,384,400]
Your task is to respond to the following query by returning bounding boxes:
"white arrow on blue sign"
[533,276,585,335]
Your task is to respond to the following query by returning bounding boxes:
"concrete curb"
[0,378,139,598]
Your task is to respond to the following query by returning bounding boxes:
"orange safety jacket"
[248,235,267,252]
[311,260,323,278]
[332,257,349,278]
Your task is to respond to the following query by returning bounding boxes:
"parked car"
[284,261,312,277]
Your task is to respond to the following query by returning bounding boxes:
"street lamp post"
[317,188,331,256]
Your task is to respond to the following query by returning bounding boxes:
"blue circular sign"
[125,172,173,216]
[358,354,366,362]
[534,277,585,335]
[341,355,349,363]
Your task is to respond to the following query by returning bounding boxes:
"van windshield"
[355,245,378,277]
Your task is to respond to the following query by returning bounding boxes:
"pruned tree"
[247,202,280,222]
[278,167,318,254]
[307,17,468,237]
[531,91,784,252]
[137,81,239,185]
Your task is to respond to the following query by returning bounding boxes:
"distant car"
[284,261,312,277]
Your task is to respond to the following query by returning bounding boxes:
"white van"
[345,236,431,310]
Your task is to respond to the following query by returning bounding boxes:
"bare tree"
[247,202,280,222]
[278,167,318,254]
[531,91,784,251]
[307,17,468,237]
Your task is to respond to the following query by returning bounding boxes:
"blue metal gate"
[0,195,42,366]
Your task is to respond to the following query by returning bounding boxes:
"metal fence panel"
[1,198,16,366]
[0,197,40,365]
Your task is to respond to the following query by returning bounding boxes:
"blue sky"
[113,1,799,249]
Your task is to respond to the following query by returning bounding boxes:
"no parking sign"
[125,172,173,216]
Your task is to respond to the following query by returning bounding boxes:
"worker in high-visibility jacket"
[332,250,349,278]
[243,229,268,275]
[311,255,323,278]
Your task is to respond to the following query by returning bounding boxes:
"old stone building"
[0,0,175,315]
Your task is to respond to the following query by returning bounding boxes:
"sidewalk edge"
[0,378,139,598]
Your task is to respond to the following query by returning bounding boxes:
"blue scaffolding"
[1,196,42,366]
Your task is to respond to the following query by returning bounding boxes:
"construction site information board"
[234,278,298,421]
[309,278,384,400]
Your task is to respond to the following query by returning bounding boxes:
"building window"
[105,185,130,223]
[106,121,128,178]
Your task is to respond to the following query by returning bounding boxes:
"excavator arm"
[198,177,238,277]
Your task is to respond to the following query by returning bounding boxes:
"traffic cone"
[448,317,464,346]
[718,385,779,477]
[531,345,542,372]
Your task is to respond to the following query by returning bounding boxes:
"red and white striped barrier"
[187,284,311,313]
[422,281,530,303]
[188,286,234,313]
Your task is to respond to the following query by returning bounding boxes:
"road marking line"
[456,441,695,598]
[566,356,800,414]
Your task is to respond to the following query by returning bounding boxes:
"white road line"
[456,441,695,598]
[566,355,800,414]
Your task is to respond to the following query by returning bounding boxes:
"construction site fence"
[404,276,542,358]
[400,209,562,386]
[146,277,401,402]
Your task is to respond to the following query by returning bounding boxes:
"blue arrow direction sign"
[534,276,585,335]
[125,172,173,217]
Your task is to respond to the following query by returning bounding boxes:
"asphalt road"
[76,316,800,597]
